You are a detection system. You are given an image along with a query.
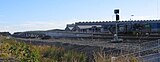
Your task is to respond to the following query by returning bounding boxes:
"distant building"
[65,20,160,34]
[65,24,75,31]
[0,32,11,36]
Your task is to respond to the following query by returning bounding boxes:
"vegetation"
[114,55,139,62]
[93,51,139,62]
[93,49,110,62]
[0,36,87,62]
[0,36,140,62]
[0,37,40,62]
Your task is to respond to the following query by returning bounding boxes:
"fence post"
[158,39,160,53]
[111,56,116,62]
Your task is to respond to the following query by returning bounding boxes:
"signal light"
[114,9,119,14]
[116,15,119,20]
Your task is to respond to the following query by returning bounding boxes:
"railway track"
[44,32,160,41]
[63,35,160,42]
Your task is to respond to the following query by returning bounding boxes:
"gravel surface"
[16,38,140,53]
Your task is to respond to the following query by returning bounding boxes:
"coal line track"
[49,32,160,41]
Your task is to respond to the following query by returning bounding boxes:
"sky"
[0,0,160,33]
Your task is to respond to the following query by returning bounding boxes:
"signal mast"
[111,9,123,42]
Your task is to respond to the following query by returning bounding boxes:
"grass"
[0,36,140,62]
[0,36,87,62]
[93,50,140,62]
[0,37,40,62]
[114,55,139,62]
[93,48,111,62]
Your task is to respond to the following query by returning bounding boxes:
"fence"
[111,39,160,62]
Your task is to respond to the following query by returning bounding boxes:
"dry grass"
[93,48,140,62]
[114,55,139,62]
[93,48,110,62]
[0,36,87,62]
[0,36,142,62]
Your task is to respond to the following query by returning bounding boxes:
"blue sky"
[0,0,159,33]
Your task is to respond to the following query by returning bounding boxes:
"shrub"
[0,38,40,62]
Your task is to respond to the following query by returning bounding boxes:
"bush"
[0,38,40,62]
[1,36,142,62]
